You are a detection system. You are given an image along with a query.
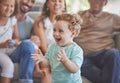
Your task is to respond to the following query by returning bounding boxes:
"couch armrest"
[114,32,120,50]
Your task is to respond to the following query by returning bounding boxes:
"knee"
[1,61,14,78]
[103,49,119,64]
[20,40,35,53]
[106,49,119,59]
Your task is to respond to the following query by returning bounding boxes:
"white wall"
[69,0,120,15]
[104,0,120,15]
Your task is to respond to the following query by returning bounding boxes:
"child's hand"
[57,49,68,63]
[31,49,44,64]
[30,35,40,47]
[3,39,14,47]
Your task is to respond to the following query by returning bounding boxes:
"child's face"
[0,0,15,17]
[53,21,74,47]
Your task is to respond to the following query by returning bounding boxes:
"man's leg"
[82,49,115,83]
[111,49,120,83]
[10,40,35,83]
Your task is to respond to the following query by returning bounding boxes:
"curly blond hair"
[55,13,83,37]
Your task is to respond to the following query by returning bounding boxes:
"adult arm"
[13,23,20,45]
[33,17,47,55]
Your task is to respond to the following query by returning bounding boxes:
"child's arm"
[0,23,20,48]
[57,49,79,73]
[31,49,50,68]
[13,23,20,45]
[0,39,12,48]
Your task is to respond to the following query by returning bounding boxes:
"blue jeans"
[82,49,120,83]
[9,40,35,83]
[111,49,120,83]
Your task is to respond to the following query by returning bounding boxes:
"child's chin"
[56,43,63,46]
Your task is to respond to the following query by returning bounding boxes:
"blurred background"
[30,0,120,16]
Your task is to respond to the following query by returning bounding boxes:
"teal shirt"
[45,42,83,83]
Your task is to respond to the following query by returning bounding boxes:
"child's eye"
[3,4,8,7]
[51,0,56,2]
[53,28,56,32]
[32,0,35,3]
[59,0,63,3]
[59,29,63,33]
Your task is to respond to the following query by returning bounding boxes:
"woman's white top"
[43,17,55,46]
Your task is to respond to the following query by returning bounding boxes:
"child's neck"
[61,41,74,47]
[0,16,8,26]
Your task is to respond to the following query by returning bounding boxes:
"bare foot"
[33,70,45,78]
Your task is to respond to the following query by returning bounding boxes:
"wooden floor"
[11,76,92,83]
[11,78,40,83]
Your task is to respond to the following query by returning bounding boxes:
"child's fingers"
[31,55,41,64]
[31,51,44,63]
[60,49,66,55]
[31,54,40,60]
[38,49,43,55]
[57,54,62,61]
[31,54,39,60]
[57,51,63,61]
[57,49,65,57]
[57,49,67,62]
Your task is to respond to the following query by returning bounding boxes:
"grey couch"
[8,12,120,83]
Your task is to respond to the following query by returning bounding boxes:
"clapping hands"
[31,49,44,64]
[57,48,68,63]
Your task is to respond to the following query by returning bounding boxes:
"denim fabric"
[111,49,120,83]
[81,49,120,83]
[19,79,33,83]
[9,40,35,83]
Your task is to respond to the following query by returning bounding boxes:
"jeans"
[10,40,35,83]
[82,49,120,83]
[111,49,120,83]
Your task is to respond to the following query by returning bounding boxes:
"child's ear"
[71,30,77,37]
[104,0,108,5]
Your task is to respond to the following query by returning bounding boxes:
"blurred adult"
[10,0,36,83]
[16,0,35,40]
[74,0,120,83]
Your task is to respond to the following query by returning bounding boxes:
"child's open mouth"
[55,38,62,43]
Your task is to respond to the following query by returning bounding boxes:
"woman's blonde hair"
[55,13,83,37]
